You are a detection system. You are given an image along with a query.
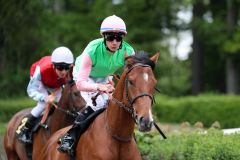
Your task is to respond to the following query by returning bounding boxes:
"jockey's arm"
[27,66,47,102]
[74,53,113,93]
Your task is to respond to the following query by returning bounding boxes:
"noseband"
[112,63,154,124]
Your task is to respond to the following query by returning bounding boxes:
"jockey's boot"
[57,106,94,155]
[16,114,37,144]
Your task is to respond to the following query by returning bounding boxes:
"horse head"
[121,52,159,132]
[57,79,86,115]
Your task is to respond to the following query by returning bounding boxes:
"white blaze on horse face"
[143,73,148,82]
[149,109,153,122]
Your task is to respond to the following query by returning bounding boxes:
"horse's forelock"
[126,51,155,70]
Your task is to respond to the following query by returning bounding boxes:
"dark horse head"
[58,79,86,114]
[121,51,159,132]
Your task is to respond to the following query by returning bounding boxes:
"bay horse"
[4,80,86,160]
[39,52,159,160]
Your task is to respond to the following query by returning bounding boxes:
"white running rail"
[223,128,240,135]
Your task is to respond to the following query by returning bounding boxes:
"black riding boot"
[16,114,37,144]
[57,106,94,155]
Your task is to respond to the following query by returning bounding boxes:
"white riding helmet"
[100,15,127,35]
[51,46,74,64]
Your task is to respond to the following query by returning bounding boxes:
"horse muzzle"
[138,116,153,132]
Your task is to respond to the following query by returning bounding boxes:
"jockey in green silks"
[58,15,135,155]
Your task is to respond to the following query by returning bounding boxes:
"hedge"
[153,94,240,128]
[136,129,240,160]
[1,94,240,129]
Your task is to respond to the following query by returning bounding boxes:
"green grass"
[0,97,35,123]
[0,97,35,109]
[0,123,7,135]
[0,97,34,135]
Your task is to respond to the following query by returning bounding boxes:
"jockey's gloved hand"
[108,76,115,86]
[44,94,56,104]
[97,83,115,94]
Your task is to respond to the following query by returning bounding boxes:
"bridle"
[111,63,154,124]
[54,81,81,118]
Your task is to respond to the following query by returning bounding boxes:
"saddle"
[75,108,105,134]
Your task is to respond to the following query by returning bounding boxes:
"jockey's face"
[55,69,69,78]
[54,63,71,78]
[104,32,124,53]
[105,40,121,52]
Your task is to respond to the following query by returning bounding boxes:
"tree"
[0,0,194,97]
[225,0,240,94]
[191,0,205,95]
[0,0,46,97]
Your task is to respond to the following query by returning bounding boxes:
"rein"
[55,106,78,118]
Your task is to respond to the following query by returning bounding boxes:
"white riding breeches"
[81,91,108,111]
[81,77,109,111]
[31,101,46,117]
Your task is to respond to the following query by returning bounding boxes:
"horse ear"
[150,52,160,64]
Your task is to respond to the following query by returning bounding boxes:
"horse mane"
[125,51,155,70]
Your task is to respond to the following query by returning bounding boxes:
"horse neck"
[106,73,135,138]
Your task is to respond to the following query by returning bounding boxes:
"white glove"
[97,83,115,94]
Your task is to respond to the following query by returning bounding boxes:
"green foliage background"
[1,0,240,98]
[2,1,240,158]
[154,94,240,128]
[0,0,191,98]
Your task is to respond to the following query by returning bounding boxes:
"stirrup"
[57,135,75,155]
[18,136,32,144]
[16,129,32,144]
[16,126,32,144]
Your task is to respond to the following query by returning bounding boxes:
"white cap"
[51,46,74,64]
[100,15,127,35]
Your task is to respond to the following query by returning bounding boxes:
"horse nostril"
[139,117,144,122]
[139,117,153,131]
[141,117,150,123]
